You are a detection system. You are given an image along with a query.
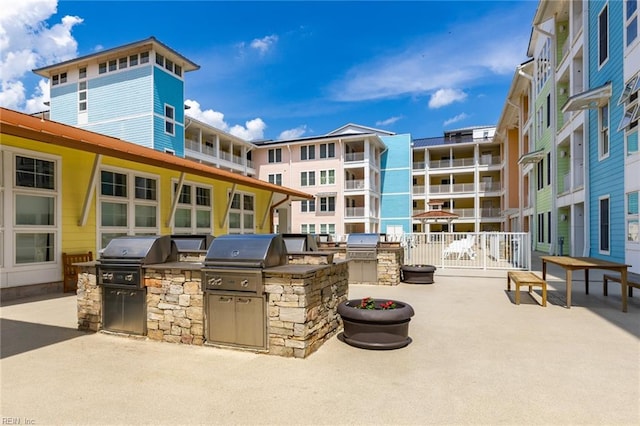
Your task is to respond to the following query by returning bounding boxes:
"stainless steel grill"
[281,233,318,253]
[170,234,215,253]
[98,235,173,335]
[201,234,288,349]
[346,233,380,284]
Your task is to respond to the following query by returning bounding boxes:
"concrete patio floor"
[1,256,639,425]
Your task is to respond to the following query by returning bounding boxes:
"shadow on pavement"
[1,318,88,359]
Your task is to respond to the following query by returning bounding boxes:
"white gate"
[400,232,530,270]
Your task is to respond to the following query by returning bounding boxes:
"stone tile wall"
[264,261,349,358]
[77,266,101,332]
[144,269,204,345]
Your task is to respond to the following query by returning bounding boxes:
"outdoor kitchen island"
[76,236,349,359]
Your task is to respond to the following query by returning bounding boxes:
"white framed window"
[599,104,610,159]
[301,145,315,160]
[301,171,315,186]
[319,196,336,213]
[268,148,282,163]
[626,0,638,47]
[97,51,150,76]
[99,168,159,248]
[537,213,544,244]
[320,143,335,158]
[536,106,543,139]
[627,191,639,242]
[320,224,335,235]
[228,192,255,234]
[165,104,175,136]
[268,173,282,185]
[79,67,87,79]
[599,196,610,253]
[319,169,335,185]
[536,38,551,93]
[599,3,609,67]
[301,224,316,234]
[78,81,87,112]
[11,153,59,265]
[300,199,315,213]
[173,181,212,233]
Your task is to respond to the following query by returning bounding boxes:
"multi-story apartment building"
[499,0,638,272]
[33,37,255,176]
[253,125,395,237]
[184,115,256,176]
[411,126,502,233]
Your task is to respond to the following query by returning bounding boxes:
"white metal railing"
[345,207,365,217]
[399,232,530,270]
[345,152,365,162]
[479,208,502,218]
[185,138,200,151]
[478,182,502,192]
[412,185,425,195]
[452,208,475,218]
[413,161,425,170]
[430,183,475,194]
[563,172,570,193]
[345,180,365,190]
[429,158,476,169]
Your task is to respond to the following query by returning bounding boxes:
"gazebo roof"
[412,210,459,220]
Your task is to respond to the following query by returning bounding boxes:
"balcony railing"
[345,180,365,190]
[478,182,502,192]
[452,208,476,218]
[345,152,365,162]
[429,183,475,194]
[480,208,502,218]
[413,161,426,170]
[429,157,475,169]
[412,185,425,195]
[478,156,501,166]
[345,207,365,217]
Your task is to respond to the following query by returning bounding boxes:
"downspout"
[269,196,290,233]
[582,1,591,257]
[534,23,557,255]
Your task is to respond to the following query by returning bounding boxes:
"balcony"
[429,183,475,194]
[345,152,365,162]
[478,182,502,193]
[429,158,475,169]
[451,208,476,218]
[345,180,366,190]
[478,156,501,167]
[412,185,425,195]
[480,208,502,218]
[413,161,426,170]
[345,207,366,217]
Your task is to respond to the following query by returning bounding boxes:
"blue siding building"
[587,0,626,262]
[380,134,412,234]
[33,37,199,155]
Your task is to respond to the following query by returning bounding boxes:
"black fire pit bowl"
[401,265,436,284]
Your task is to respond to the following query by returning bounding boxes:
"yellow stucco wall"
[2,134,273,258]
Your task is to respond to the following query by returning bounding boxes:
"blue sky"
[1,0,538,140]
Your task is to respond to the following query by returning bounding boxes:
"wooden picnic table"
[541,256,630,312]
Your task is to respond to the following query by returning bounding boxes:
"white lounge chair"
[442,236,476,260]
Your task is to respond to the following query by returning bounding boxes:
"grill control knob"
[125,274,134,282]
[208,277,222,287]
[241,280,249,287]
[102,272,113,280]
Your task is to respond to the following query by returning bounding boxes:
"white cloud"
[443,113,469,127]
[330,7,529,102]
[375,116,402,126]
[279,125,307,140]
[250,35,278,55]
[0,0,82,111]
[428,88,467,109]
[185,99,266,141]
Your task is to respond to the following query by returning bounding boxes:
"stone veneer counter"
[76,259,348,359]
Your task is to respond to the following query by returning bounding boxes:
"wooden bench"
[62,251,93,293]
[507,271,547,307]
[603,272,640,298]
